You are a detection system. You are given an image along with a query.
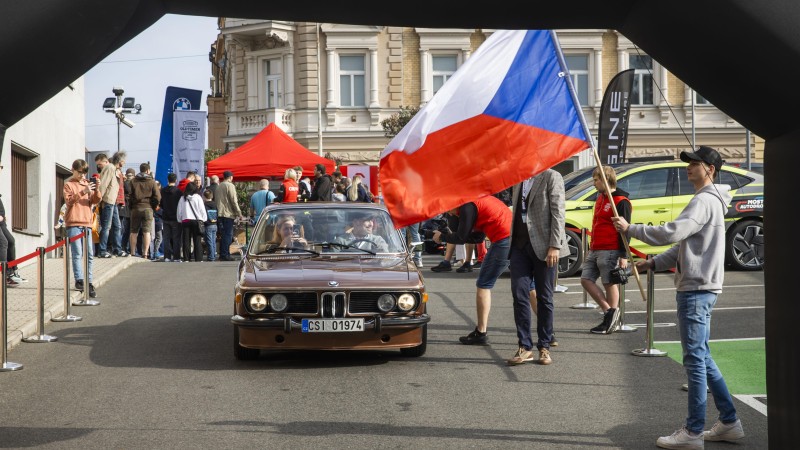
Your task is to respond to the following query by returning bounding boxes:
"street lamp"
[102,86,142,152]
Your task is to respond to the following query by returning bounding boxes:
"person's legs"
[67,226,84,282]
[142,232,151,259]
[193,226,204,261]
[182,223,193,261]
[97,202,114,255]
[219,217,234,259]
[532,253,556,350]
[510,244,535,350]
[677,290,724,434]
[110,204,123,254]
[205,224,217,261]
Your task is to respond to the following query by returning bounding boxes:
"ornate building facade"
[208,21,762,174]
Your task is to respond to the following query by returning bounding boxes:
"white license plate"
[302,318,364,333]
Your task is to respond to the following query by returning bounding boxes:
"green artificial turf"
[655,339,766,395]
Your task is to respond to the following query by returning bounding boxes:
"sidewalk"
[2,253,148,352]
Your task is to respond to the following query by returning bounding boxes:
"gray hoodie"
[626,184,732,293]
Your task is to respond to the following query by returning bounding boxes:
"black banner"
[597,69,635,164]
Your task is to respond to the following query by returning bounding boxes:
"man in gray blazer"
[507,169,569,366]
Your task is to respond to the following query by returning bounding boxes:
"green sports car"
[559,161,764,278]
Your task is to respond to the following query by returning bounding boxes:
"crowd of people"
[41,159,380,280]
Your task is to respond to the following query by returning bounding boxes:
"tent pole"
[317,23,324,156]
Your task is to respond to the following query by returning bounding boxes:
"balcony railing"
[228,109,292,136]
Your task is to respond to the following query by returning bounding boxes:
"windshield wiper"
[262,247,320,256]
[321,242,377,255]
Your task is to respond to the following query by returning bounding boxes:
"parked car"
[231,202,430,360]
[559,161,764,277]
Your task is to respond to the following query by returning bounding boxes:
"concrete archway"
[1,1,796,443]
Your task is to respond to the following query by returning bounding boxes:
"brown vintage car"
[231,202,430,360]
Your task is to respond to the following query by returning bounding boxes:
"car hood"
[242,256,416,288]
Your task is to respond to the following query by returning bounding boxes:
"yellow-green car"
[559,161,764,278]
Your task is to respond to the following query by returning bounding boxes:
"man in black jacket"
[310,163,333,202]
[0,191,25,286]
[159,173,183,261]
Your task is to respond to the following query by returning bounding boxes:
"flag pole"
[551,31,647,303]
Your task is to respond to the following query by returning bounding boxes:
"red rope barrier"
[44,239,66,254]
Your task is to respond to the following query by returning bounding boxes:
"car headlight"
[248,294,268,312]
[377,294,396,312]
[397,293,416,311]
[270,294,288,312]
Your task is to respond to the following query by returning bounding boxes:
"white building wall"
[1,78,86,264]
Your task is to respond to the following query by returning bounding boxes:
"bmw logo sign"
[173,97,192,110]
[328,281,339,287]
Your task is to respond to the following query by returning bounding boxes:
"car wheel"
[233,326,260,360]
[725,219,764,271]
[400,324,427,357]
[558,228,583,278]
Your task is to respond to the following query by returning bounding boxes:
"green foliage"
[380,105,421,138]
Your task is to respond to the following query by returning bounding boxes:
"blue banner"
[154,86,202,186]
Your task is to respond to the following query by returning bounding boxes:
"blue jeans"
[67,226,93,283]
[677,290,738,434]
[403,223,422,262]
[98,202,121,254]
[510,241,556,350]
[205,224,218,261]
[219,217,235,259]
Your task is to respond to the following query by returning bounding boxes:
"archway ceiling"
[0,0,798,141]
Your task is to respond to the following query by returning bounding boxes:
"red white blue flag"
[379,30,592,228]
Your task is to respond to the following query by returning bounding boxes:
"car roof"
[564,161,762,199]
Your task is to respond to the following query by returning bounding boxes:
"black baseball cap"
[680,145,723,175]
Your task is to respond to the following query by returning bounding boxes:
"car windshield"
[248,205,407,255]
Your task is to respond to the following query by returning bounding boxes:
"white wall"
[0,78,86,263]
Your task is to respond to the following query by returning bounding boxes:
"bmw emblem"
[328,281,339,287]
[173,97,192,111]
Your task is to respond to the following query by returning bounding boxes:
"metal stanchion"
[73,227,99,307]
[22,247,57,343]
[632,255,667,357]
[571,228,598,309]
[615,281,636,333]
[52,233,82,322]
[1,262,23,371]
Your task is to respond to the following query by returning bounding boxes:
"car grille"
[320,292,346,318]
[285,292,317,314]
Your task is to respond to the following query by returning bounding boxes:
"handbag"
[186,197,206,234]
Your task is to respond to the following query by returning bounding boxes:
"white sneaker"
[9,273,27,283]
[703,419,744,442]
[656,427,703,449]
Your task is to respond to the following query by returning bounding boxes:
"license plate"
[302,318,364,333]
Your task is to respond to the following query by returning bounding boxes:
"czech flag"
[379,30,592,228]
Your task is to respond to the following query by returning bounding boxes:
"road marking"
[625,306,764,314]
[655,337,765,344]
[735,394,768,416]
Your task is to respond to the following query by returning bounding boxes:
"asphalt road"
[0,256,768,449]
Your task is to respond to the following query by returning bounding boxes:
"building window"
[630,54,654,105]
[695,91,711,106]
[339,54,365,107]
[10,150,28,230]
[265,58,283,108]
[432,55,457,94]
[564,54,589,106]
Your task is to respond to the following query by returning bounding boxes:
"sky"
[84,14,220,169]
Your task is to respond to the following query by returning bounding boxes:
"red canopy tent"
[206,122,335,181]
